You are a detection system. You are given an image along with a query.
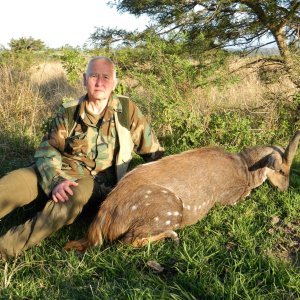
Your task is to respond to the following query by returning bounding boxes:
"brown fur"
[64,131,300,252]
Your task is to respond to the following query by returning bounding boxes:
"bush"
[60,47,86,84]
[9,37,45,52]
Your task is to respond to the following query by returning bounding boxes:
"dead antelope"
[64,131,300,252]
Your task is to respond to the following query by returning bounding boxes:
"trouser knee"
[0,167,39,218]
[65,176,94,224]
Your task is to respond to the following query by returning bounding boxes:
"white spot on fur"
[165,220,171,225]
[173,211,179,216]
[131,205,137,211]
[145,202,150,206]
[162,190,168,194]
[154,217,159,221]
[167,212,172,216]
[198,205,202,210]
[144,195,149,199]
[146,190,152,194]
[174,224,180,228]
[186,205,191,210]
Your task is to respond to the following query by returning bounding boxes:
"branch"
[240,0,270,28]
[278,1,300,29]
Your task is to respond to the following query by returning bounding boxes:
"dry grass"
[30,61,84,109]
[193,56,298,112]
[0,60,84,137]
[0,59,85,172]
[0,63,46,138]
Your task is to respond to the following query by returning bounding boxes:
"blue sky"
[1,0,149,48]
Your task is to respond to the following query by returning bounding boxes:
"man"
[0,56,164,259]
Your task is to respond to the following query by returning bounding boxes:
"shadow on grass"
[291,160,300,188]
[0,131,36,177]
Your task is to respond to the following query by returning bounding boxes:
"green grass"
[0,156,299,299]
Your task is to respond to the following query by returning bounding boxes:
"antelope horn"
[283,130,300,166]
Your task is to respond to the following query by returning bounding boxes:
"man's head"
[84,56,118,102]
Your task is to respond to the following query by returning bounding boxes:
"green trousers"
[0,166,113,258]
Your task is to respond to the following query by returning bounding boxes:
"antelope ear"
[266,152,282,171]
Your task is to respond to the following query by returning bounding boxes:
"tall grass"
[0,54,84,174]
[0,61,46,172]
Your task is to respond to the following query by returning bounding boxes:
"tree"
[107,0,300,86]
[9,37,45,52]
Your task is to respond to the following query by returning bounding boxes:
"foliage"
[110,0,299,52]
[89,26,141,49]
[9,37,45,52]
[0,48,41,71]
[60,47,86,84]
[105,0,300,86]
[107,36,296,153]
[155,100,298,155]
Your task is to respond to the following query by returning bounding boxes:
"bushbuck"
[64,131,300,252]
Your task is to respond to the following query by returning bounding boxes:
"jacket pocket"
[65,133,88,155]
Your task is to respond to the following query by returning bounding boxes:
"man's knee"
[0,167,40,218]
[71,176,94,204]
[65,176,94,224]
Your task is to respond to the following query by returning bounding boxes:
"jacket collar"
[78,93,122,123]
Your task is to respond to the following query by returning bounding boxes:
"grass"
[0,157,299,299]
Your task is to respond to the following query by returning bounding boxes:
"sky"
[1,0,149,49]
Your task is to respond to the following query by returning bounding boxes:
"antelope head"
[266,131,300,191]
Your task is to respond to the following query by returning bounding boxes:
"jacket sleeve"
[128,100,165,162]
[34,106,72,196]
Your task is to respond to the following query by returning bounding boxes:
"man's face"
[84,59,117,102]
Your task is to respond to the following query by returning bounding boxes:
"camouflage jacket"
[34,93,164,195]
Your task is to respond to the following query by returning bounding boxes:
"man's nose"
[95,76,104,86]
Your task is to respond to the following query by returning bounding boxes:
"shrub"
[60,47,86,84]
[9,37,45,52]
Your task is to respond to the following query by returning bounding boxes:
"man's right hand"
[52,180,79,203]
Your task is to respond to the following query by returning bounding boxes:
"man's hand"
[52,180,79,203]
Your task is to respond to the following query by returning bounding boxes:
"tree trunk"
[273,28,300,88]
[241,0,299,88]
